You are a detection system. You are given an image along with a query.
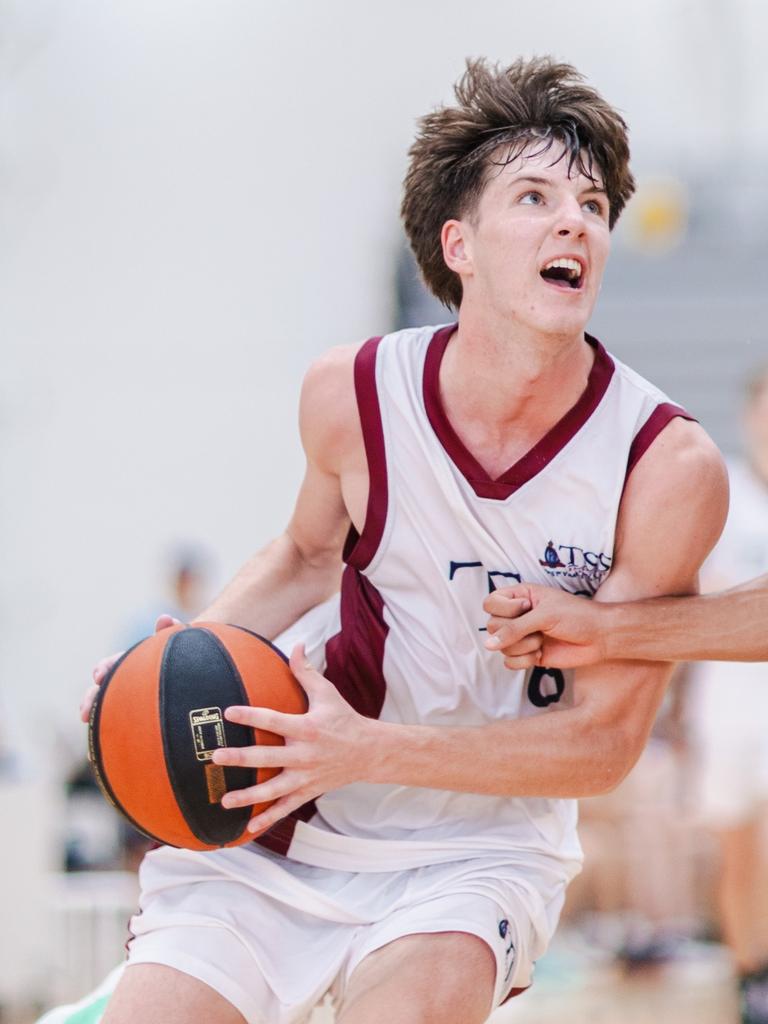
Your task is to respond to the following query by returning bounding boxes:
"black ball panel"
[160,629,255,846]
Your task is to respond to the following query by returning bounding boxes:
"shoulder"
[298,343,364,473]
[625,416,728,504]
[301,343,360,408]
[607,418,729,599]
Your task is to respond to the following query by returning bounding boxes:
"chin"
[529,310,591,341]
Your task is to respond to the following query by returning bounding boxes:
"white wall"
[2,0,766,767]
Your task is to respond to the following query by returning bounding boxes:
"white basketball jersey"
[260,324,691,889]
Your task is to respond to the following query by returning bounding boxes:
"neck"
[444,307,593,430]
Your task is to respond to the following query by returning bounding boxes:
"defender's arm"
[481,573,768,667]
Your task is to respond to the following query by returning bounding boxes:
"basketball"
[88,623,307,850]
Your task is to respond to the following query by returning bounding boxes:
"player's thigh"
[102,964,246,1024]
[336,931,495,1024]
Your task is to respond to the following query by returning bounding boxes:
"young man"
[74,58,727,1024]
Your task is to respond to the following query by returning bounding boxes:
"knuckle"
[288,749,310,770]
[300,720,320,743]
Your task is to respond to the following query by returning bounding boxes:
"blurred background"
[1,1,767,1021]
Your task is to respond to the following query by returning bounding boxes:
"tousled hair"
[401,57,636,310]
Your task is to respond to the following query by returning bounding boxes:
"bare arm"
[602,572,768,662]
[218,419,729,829]
[475,569,768,668]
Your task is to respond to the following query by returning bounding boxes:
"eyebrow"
[509,174,607,195]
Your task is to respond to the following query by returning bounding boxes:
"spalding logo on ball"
[88,623,306,850]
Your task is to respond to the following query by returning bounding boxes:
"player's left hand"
[211,644,376,834]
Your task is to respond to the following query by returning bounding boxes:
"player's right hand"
[79,614,181,722]
[483,584,606,669]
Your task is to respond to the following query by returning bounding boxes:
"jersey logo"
[498,919,516,981]
[538,540,612,584]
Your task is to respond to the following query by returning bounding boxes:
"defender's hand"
[79,614,181,722]
[212,644,376,834]
[483,584,607,669]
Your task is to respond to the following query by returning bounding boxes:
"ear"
[441,219,473,277]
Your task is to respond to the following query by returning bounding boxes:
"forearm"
[198,532,342,638]
[364,682,653,799]
[603,578,768,662]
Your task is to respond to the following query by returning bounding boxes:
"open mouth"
[539,257,584,291]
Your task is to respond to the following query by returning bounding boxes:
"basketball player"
[69,59,729,1024]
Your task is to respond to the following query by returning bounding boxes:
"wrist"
[360,717,396,784]
[599,601,631,660]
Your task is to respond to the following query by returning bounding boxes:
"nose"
[554,197,587,238]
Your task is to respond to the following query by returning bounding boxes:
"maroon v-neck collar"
[422,324,615,500]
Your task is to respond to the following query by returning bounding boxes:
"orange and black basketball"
[88,623,306,850]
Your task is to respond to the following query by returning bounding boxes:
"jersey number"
[527,667,565,707]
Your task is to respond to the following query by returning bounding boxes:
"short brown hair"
[401,57,636,310]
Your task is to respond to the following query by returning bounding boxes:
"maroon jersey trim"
[344,336,388,571]
[502,986,529,1003]
[253,799,316,857]
[625,402,697,480]
[324,565,389,720]
[423,325,616,500]
[253,566,388,858]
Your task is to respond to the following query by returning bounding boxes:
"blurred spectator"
[688,365,768,1024]
[121,544,214,646]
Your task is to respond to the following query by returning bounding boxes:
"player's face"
[458,142,611,338]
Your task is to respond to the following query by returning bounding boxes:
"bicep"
[286,459,351,566]
[598,418,728,603]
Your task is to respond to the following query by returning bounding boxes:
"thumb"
[289,644,327,698]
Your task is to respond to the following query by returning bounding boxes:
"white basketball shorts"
[39,842,551,1024]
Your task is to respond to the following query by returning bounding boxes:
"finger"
[223,704,307,738]
[503,652,542,670]
[494,584,534,600]
[80,685,99,723]
[92,652,122,685]
[155,614,182,632]
[482,592,531,617]
[485,615,521,636]
[212,743,294,769]
[288,644,327,697]
[221,772,298,810]
[246,793,310,835]
[486,630,544,655]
